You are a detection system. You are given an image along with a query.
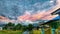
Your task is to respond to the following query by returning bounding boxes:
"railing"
[29,27,60,34]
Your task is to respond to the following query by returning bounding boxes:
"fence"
[30,27,60,34]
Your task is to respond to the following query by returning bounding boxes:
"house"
[51,8,60,15]
[0,27,3,30]
[0,24,6,30]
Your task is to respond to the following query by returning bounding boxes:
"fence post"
[56,29,58,34]
[51,28,55,34]
[41,27,45,34]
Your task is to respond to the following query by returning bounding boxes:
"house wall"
[0,27,3,30]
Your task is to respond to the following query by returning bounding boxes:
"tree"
[7,22,15,27]
[3,25,7,30]
[27,24,34,31]
[22,26,28,31]
[3,22,15,30]
[13,24,22,30]
[49,20,59,29]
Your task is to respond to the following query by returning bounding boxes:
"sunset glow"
[0,0,60,24]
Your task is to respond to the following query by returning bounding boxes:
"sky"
[0,0,59,24]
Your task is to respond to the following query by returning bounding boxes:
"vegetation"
[0,30,23,34]
[1,20,60,34]
[27,24,34,31]
[3,22,15,30]
[13,24,22,30]
[3,22,34,31]
[49,20,59,29]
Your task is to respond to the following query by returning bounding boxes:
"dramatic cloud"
[0,0,59,24]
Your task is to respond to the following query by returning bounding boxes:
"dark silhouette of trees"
[49,20,59,29]
[3,22,15,30]
[13,24,22,30]
[27,24,34,31]
[3,22,34,31]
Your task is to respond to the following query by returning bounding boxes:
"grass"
[0,30,23,34]
[0,30,41,34]
[33,29,41,34]
[0,29,59,34]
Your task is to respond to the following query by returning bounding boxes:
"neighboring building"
[0,27,3,30]
[0,24,6,30]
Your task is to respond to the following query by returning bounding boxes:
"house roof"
[40,8,60,25]
[41,19,59,25]
[51,8,60,15]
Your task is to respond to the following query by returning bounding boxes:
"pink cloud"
[0,0,60,23]
[18,0,60,21]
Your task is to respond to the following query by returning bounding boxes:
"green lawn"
[0,29,54,34]
[0,30,41,34]
[0,30,23,34]
[0,29,51,34]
